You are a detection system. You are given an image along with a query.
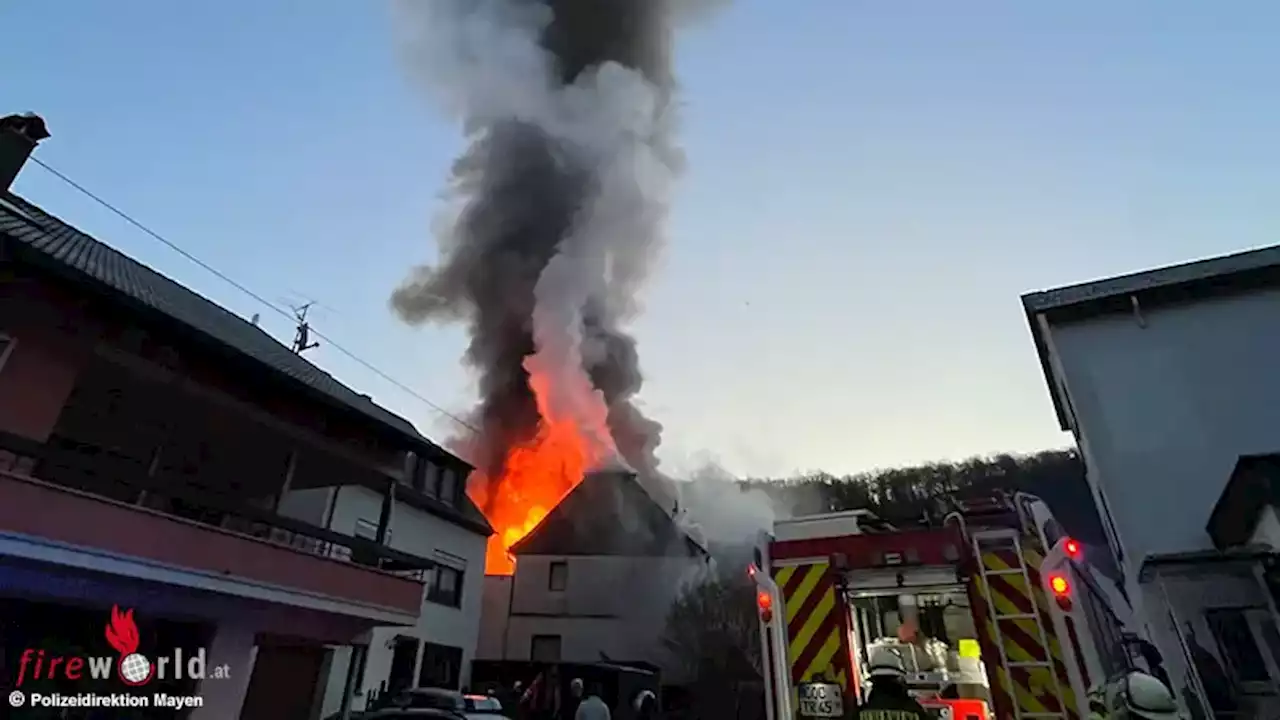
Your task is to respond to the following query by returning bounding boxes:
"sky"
[5,1,1279,479]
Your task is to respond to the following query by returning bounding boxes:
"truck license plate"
[798,682,844,718]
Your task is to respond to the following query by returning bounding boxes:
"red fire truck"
[751,492,1120,720]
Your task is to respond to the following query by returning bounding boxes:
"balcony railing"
[0,430,434,575]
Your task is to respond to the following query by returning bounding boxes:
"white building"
[476,470,708,682]
[278,450,491,716]
[1022,244,1280,717]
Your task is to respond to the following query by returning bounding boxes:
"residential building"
[476,469,708,683]
[1022,245,1280,718]
[0,113,490,719]
[287,479,490,715]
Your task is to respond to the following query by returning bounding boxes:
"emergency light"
[1063,538,1082,560]
[1048,573,1072,611]
[757,590,774,623]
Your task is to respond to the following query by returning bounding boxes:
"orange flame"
[104,605,140,656]
[468,361,614,575]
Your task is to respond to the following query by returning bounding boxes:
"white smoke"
[393,0,680,463]
[672,459,779,552]
[525,61,676,447]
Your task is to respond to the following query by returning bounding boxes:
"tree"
[663,562,764,719]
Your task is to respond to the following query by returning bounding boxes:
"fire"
[468,365,614,575]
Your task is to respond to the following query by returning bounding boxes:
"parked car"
[384,688,506,719]
[325,688,506,720]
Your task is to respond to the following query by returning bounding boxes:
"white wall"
[477,554,705,682]
[310,484,489,716]
[1251,507,1280,550]
[190,622,257,720]
[1043,288,1280,614]
[477,575,513,660]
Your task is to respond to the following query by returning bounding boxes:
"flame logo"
[104,605,152,686]
[104,605,140,655]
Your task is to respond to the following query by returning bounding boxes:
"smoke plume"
[390,0,691,493]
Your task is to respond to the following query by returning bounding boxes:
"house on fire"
[476,469,708,681]
[0,114,491,720]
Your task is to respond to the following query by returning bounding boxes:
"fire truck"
[751,492,1129,720]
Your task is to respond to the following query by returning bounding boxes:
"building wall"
[311,484,488,716]
[478,554,706,680]
[0,276,98,442]
[0,267,409,471]
[1250,507,1280,550]
[1139,562,1278,718]
[190,622,258,720]
[1044,288,1280,604]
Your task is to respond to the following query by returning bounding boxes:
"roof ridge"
[8,192,311,359]
[0,191,427,444]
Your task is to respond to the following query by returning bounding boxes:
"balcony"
[0,429,431,619]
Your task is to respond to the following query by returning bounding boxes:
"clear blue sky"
[6,1,1279,478]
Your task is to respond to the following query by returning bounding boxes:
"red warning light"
[1048,573,1072,611]
[1063,538,1082,560]
[1049,574,1070,596]
[757,591,774,623]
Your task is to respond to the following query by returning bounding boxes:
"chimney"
[0,113,51,193]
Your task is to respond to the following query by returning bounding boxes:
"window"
[0,334,13,374]
[352,644,370,693]
[530,635,561,663]
[428,565,463,607]
[402,452,420,490]
[354,518,381,541]
[1042,517,1066,551]
[549,561,568,591]
[422,462,439,498]
[418,642,463,690]
[1206,608,1271,686]
[437,466,457,505]
[351,519,385,567]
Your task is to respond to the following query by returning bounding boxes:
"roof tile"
[0,192,492,532]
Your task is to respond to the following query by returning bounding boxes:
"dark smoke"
[390,0,689,488]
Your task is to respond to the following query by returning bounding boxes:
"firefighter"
[1105,670,1180,720]
[1087,684,1109,720]
[564,678,585,720]
[575,681,612,720]
[854,647,930,720]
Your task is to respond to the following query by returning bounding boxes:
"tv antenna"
[289,301,320,355]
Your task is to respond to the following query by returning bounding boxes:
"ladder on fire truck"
[950,493,1074,720]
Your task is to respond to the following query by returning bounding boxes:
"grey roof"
[1138,545,1275,582]
[511,469,707,558]
[1022,243,1280,315]
[1020,243,1280,430]
[0,192,436,445]
[0,191,494,534]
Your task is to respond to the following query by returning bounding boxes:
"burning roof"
[510,469,705,558]
[389,0,706,574]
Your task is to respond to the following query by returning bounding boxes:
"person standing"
[574,682,612,720]
[854,648,929,720]
[563,678,585,720]
[1104,670,1180,720]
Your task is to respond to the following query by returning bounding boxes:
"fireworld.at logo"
[15,605,232,687]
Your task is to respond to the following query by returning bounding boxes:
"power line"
[28,156,479,434]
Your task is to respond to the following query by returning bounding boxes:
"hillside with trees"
[743,447,1103,547]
